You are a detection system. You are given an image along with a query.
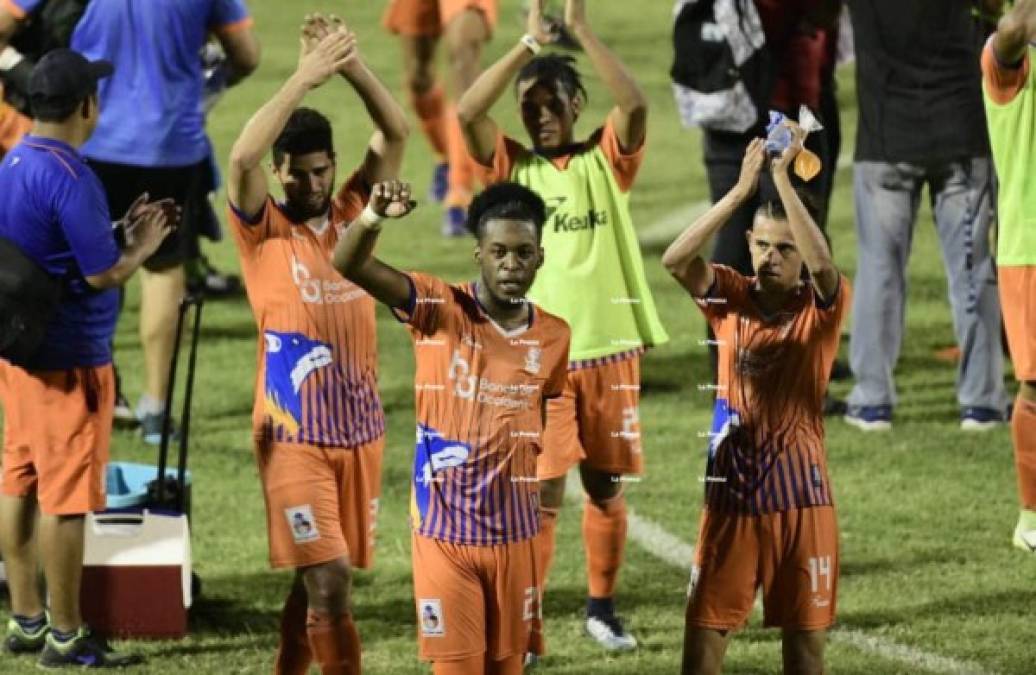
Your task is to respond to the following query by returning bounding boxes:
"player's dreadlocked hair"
[515,54,588,103]
[466,182,547,241]
[272,107,335,166]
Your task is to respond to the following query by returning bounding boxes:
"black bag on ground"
[0,237,60,365]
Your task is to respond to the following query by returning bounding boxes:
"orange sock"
[409,85,449,159]
[535,508,559,588]
[306,610,361,675]
[583,494,628,599]
[444,103,475,208]
[1013,395,1036,509]
[274,583,311,675]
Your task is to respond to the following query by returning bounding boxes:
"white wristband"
[520,34,542,55]
[0,47,25,73]
[358,203,383,230]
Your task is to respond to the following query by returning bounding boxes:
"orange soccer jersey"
[228,170,384,448]
[695,265,851,515]
[393,273,570,545]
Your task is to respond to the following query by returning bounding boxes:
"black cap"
[29,48,113,102]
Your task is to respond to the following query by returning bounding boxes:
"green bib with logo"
[510,143,669,360]
[984,46,1036,266]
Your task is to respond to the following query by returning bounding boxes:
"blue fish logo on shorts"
[410,424,471,525]
[263,330,333,435]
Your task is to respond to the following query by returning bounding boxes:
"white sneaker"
[1013,511,1036,553]
[523,652,539,668]
[585,615,637,652]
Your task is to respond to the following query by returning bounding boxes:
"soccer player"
[663,130,848,674]
[981,0,1036,551]
[225,16,408,674]
[455,0,668,651]
[0,49,172,667]
[382,0,496,235]
[332,180,571,675]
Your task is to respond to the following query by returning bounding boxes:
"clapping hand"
[369,180,417,219]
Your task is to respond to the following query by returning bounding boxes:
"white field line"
[562,471,996,675]
[637,153,853,247]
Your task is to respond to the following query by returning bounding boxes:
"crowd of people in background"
[0,0,1032,673]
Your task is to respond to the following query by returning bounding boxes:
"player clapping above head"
[225,13,408,675]
[662,128,850,675]
[333,181,571,675]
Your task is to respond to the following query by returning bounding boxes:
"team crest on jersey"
[263,331,334,435]
[284,505,320,543]
[523,346,542,375]
[411,424,471,524]
[708,398,741,459]
[418,599,445,637]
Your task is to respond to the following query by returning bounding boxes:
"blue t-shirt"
[72,0,251,168]
[0,136,120,370]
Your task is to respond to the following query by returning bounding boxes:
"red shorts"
[0,363,114,515]
[999,265,1036,381]
[686,506,838,631]
[538,355,643,480]
[256,437,384,569]
[382,0,498,37]
[411,533,541,662]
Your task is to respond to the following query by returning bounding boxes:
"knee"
[444,12,486,68]
[302,558,352,614]
[539,476,566,510]
[581,468,623,505]
[404,63,436,96]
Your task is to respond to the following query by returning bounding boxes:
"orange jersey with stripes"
[694,265,851,514]
[393,273,570,545]
[228,171,384,448]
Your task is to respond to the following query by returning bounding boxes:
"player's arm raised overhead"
[563,0,647,152]
[771,126,839,301]
[308,14,409,185]
[662,138,767,297]
[331,180,415,309]
[456,0,555,165]
[993,0,1036,65]
[227,20,355,221]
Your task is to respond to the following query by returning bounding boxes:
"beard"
[287,193,331,221]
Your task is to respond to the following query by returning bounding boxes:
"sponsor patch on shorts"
[419,598,445,637]
[284,504,320,543]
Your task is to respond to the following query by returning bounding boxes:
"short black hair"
[272,107,334,166]
[30,91,93,123]
[466,182,547,241]
[754,182,822,224]
[515,54,588,103]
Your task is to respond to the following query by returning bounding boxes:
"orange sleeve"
[597,118,645,193]
[333,169,372,222]
[473,131,527,185]
[982,36,1030,105]
[544,322,571,398]
[693,264,750,323]
[391,272,451,336]
[0,97,30,154]
[227,196,274,253]
[815,274,851,331]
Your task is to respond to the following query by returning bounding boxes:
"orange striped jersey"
[693,265,851,514]
[227,170,384,449]
[393,273,570,545]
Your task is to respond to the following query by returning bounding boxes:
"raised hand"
[296,22,356,89]
[735,138,767,196]
[370,180,416,219]
[564,0,588,33]
[771,123,806,176]
[527,0,559,45]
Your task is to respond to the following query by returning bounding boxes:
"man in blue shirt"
[70,0,259,442]
[0,49,172,668]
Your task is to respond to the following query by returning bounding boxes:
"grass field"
[1,1,1030,673]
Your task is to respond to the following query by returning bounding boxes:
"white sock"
[136,394,166,418]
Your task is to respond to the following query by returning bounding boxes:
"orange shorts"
[999,265,1036,382]
[538,355,642,480]
[256,437,384,570]
[0,363,114,515]
[382,0,498,37]
[411,532,541,662]
[686,506,838,631]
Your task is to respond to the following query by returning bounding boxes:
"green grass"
[1,1,1028,673]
